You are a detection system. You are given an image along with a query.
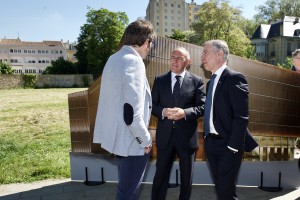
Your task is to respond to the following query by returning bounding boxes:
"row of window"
[156,22,181,27]
[9,49,63,54]
[14,69,44,74]
[156,28,175,33]
[0,58,50,64]
[158,3,181,8]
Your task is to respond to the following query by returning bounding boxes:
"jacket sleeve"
[122,56,152,148]
[227,73,249,150]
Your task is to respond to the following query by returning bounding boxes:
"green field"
[0,88,86,184]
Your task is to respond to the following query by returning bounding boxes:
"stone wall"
[0,74,24,89]
[0,74,93,89]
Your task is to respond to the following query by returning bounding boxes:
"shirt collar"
[171,70,186,80]
[213,64,227,78]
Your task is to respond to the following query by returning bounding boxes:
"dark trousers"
[116,153,149,200]
[205,135,243,200]
[152,137,195,200]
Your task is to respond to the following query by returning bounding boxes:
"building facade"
[0,38,68,74]
[146,0,201,37]
[251,16,300,65]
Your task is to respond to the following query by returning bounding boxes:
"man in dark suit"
[151,47,206,200]
[201,40,258,200]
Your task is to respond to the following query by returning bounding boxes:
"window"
[165,16,168,19]
[24,50,27,53]
[38,50,41,53]
[10,49,13,53]
[178,4,180,8]
[171,3,174,7]
[18,50,21,53]
[165,22,168,26]
[164,3,167,6]
[165,28,168,32]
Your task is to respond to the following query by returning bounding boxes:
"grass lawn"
[0,88,86,184]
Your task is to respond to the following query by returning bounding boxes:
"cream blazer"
[93,45,152,156]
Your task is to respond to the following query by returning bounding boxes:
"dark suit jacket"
[206,67,258,152]
[151,71,206,149]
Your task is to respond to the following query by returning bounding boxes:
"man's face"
[293,53,300,70]
[140,39,154,59]
[201,44,219,73]
[170,49,189,74]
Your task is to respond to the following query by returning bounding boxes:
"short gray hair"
[173,47,190,60]
[292,49,300,57]
[204,40,229,62]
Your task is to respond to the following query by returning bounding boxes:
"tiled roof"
[0,38,63,47]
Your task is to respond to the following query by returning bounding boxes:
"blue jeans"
[116,153,149,200]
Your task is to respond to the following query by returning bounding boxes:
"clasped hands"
[163,107,186,121]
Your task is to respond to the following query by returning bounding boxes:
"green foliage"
[0,88,84,184]
[0,62,15,74]
[191,0,252,58]
[82,75,91,87]
[254,0,300,23]
[168,29,189,42]
[43,57,77,74]
[278,57,293,69]
[75,8,128,79]
[22,74,37,88]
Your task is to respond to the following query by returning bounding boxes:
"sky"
[0,0,266,43]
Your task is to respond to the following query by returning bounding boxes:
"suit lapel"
[213,68,228,104]
[180,71,192,94]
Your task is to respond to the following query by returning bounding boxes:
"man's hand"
[145,144,152,154]
[164,107,185,120]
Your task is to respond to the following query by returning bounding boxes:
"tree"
[75,8,128,79]
[254,0,300,23]
[168,29,188,42]
[278,57,293,70]
[192,0,252,57]
[0,62,14,74]
[43,57,77,74]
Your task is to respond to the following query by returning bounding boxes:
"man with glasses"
[93,19,156,200]
[151,47,206,200]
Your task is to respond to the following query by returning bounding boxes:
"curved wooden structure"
[68,36,300,161]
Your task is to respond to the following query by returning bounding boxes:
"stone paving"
[0,179,299,200]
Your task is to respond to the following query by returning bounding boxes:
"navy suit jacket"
[151,70,206,149]
[206,67,258,152]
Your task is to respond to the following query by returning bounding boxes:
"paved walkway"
[0,179,299,200]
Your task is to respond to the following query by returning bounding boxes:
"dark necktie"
[204,74,217,136]
[172,75,181,105]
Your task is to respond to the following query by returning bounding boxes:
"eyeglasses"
[171,56,185,62]
[149,40,155,48]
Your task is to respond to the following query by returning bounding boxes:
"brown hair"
[123,19,156,47]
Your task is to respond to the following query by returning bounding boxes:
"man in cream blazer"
[93,19,155,200]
